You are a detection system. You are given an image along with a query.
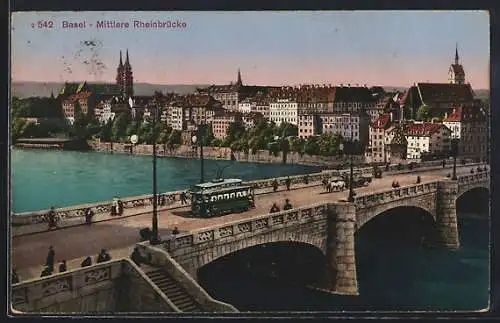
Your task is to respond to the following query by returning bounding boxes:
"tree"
[416,105,431,121]
[111,113,129,142]
[290,137,306,155]
[11,117,27,143]
[304,136,320,156]
[166,130,181,150]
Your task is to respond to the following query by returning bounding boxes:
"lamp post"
[339,141,355,203]
[132,106,160,245]
[451,138,459,180]
[192,123,206,183]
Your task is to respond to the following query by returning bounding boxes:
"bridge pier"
[323,203,359,296]
[433,181,460,249]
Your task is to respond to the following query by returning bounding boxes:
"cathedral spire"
[119,50,123,66]
[237,68,242,86]
[455,43,459,65]
[125,49,130,65]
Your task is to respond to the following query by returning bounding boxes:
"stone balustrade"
[135,244,238,313]
[11,160,483,227]
[11,259,177,313]
[353,181,440,209]
[160,202,329,253]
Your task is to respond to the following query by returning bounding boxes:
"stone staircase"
[142,265,203,312]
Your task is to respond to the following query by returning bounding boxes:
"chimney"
[390,112,393,122]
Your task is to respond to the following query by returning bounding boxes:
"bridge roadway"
[12,166,476,281]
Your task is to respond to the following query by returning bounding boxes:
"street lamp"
[131,106,161,245]
[339,141,355,203]
[192,123,206,183]
[451,138,459,180]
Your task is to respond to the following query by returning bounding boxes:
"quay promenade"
[11,164,484,281]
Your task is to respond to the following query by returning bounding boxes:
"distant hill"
[11,82,209,98]
[12,81,489,101]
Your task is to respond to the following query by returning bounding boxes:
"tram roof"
[193,178,243,189]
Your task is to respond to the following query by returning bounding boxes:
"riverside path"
[11,165,482,281]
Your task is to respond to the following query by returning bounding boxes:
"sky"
[11,11,490,89]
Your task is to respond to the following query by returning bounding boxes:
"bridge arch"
[356,200,436,231]
[192,234,327,275]
[457,183,490,200]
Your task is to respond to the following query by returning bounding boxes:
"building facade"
[269,99,298,126]
[211,112,243,140]
[406,122,452,160]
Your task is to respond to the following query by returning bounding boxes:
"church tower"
[122,49,134,99]
[448,44,465,85]
[116,50,124,88]
[236,68,243,86]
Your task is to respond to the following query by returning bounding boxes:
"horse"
[328,180,346,192]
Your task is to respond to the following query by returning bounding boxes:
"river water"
[11,149,320,213]
[10,149,489,312]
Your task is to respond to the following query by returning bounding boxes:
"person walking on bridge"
[97,249,112,263]
[269,203,280,213]
[47,207,57,230]
[59,260,67,273]
[285,177,291,191]
[180,191,188,205]
[283,199,293,211]
[85,208,94,226]
[81,256,92,267]
[272,179,279,192]
[45,246,55,272]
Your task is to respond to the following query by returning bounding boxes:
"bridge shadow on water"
[197,198,489,312]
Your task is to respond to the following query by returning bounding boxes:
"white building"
[406,122,452,160]
[365,113,393,164]
[166,104,184,131]
[269,99,298,126]
[94,100,116,124]
[238,101,253,114]
[319,113,370,145]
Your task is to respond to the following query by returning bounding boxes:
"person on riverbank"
[85,208,94,225]
[303,175,309,185]
[172,227,179,235]
[416,176,421,184]
[81,256,92,267]
[283,199,293,211]
[442,159,446,168]
[111,198,118,216]
[97,249,112,263]
[45,246,55,272]
[59,260,67,273]
[48,207,57,230]
[269,203,280,213]
[272,179,279,192]
[160,194,166,206]
[285,177,291,191]
[117,200,124,215]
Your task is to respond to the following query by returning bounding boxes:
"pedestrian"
[111,198,118,216]
[172,227,179,235]
[272,179,279,192]
[180,192,188,205]
[40,266,52,277]
[12,268,19,284]
[416,176,421,184]
[59,260,67,273]
[285,177,291,191]
[442,159,446,168]
[269,202,280,213]
[130,247,143,267]
[81,256,92,267]
[303,175,309,185]
[118,200,124,215]
[85,208,94,225]
[97,249,111,263]
[160,195,166,206]
[47,206,57,230]
[45,246,55,272]
[283,199,293,211]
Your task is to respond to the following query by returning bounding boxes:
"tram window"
[210,196,216,202]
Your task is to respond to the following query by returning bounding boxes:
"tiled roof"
[371,113,391,129]
[417,83,473,104]
[443,104,487,122]
[406,122,449,136]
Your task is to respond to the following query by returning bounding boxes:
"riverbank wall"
[87,140,365,167]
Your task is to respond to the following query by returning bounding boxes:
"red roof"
[370,113,391,129]
[407,123,449,136]
[443,105,487,122]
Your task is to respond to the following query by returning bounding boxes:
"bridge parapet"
[160,203,330,253]
[12,161,481,226]
[353,181,439,210]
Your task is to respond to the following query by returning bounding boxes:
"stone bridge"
[140,172,489,297]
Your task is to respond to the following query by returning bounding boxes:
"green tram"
[189,178,255,218]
